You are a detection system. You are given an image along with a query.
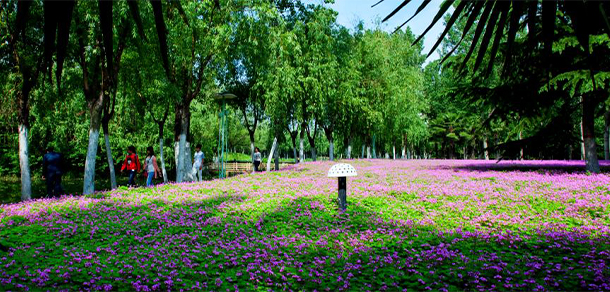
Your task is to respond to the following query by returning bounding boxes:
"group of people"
[120,144,206,186]
[119,146,163,187]
[41,144,207,197]
[41,143,274,197]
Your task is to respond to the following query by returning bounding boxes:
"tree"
[319,25,351,161]
[382,30,426,159]
[383,0,610,172]
[265,18,302,163]
[8,0,175,196]
[165,0,234,182]
[74,1,130,195]
[224,3,279,163]
[283,3,337,161]
[2,0,46,200]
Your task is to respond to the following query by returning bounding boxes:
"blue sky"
[301,0,449,63]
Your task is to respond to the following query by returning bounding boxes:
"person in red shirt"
[121,145,141,186]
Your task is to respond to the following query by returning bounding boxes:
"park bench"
[225,161,256,175]
[205,160,295,176]
[204,161,256,176]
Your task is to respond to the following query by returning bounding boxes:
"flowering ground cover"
[1,159,610,291]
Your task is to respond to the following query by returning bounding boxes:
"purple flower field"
[1,160,609,291]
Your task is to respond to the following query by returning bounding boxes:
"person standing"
[42,147,64,197]
[142,147,161,187]
[253,147,262,172]
[192,144,205,182]
[121,146,141,187]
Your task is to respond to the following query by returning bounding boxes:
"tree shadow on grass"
[431,160,610,174]
[1,194,610,291]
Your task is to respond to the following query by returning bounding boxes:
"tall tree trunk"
[393,145,396,160]
[307,130,317,161]
[183,142,193,181]
[347,137,352,159]
[495,134,500,159]
[156,122,168,183]
[102,121,117,189]
[299,126,305,163]
[250,140,255,159]
[83,99,104,195]
[325,129,334,161]
[267,137,277,172]
[372,135,377,159]
[518,131,524,160]
[12,14,43,200]
[580,110,585,160]
[604,110,610,160]
[159,138,168,183]
[401,145,406,159]
[81,21,128,194]
[307,133,317,161]
[176,135,186,182]
[366,145,371,159]
[483,137,489,160]
[249,130,255,170]
[361,144,365,159]
[582,93,600,173]
[471,143,476,159]
[174,103,191,182]
[274,141,280,171]
[449,141,455,159]
[463,145,467,160]
[17,87,32,201]
[18,124,31,201]
[291,134,298,163]
[174,141,179,175]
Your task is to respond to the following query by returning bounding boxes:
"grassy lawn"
[1,160,609,291]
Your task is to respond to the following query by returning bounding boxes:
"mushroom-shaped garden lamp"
[327,163,357,211]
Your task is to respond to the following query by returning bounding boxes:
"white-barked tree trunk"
[83,127,100,194]
[159,138,168,183]
[103,132,117,189]
[267,137,277,172]
[176,134,186,182]
[18,124,31,201]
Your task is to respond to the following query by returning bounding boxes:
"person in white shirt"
[192,144,205,182]
[253,147,262,172]
[142,147,161,187]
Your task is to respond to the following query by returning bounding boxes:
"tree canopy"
[2,0,610,201]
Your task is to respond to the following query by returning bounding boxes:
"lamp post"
[327,163,357,211]
[214,93,237,179]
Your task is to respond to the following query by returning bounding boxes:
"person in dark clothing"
[121,146,141,187]
[42,147,64,197]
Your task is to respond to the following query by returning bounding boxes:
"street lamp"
[214,92,236,179]
[327,163,357,211]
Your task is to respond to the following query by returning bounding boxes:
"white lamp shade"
[327,163,357,177]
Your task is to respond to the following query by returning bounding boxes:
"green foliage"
[6,0,610,194]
